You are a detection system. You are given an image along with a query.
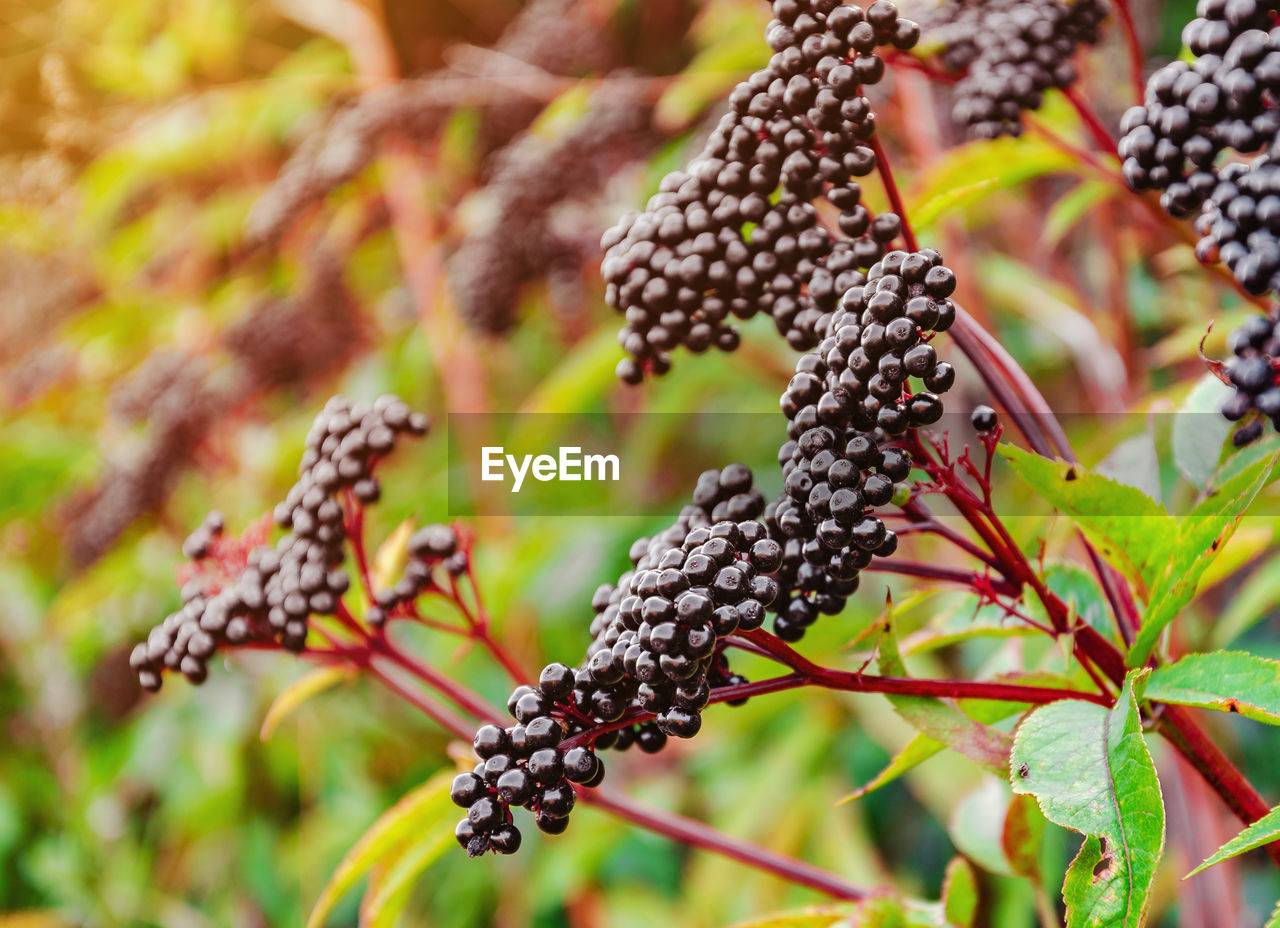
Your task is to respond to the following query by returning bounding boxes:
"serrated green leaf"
[1011,670,1164,928]
[306,771,454,928]
[877,615,1012,776]
[1128,450,1280,666]
[1266,898,1280,928]
[1172,375,1235,488]
[840,691,1035,805]
[998,444,1170,593]
[942,857,978,927]
[1146,652,1280,725]
[1186,803,1280,877]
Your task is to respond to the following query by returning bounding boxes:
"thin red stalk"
[869,135,919,252]
[372,633,505,723]
[899,497,1002,568]
[577,787,868,900]
[1159,707,1280,866]
[451,570,532,682]
[564,669,1108,750]
[865,558,1021,597]
[1111,0,1147,103]
[364,660,476,740]
[1062,85,1118,155]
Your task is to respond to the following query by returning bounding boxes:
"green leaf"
[1213,554,1280,647]
[837,733,947,805]
[1145,652,1280,725]
[726,908,852,928]
[998,444,1170,592]
[840,679,1069,805]
[1266,899,1280,928]
[942,857,978,927]
[305,771,455,928]
[655,0,768,130]
[908,137,1079,235]
[1010,670,1165,928]
[876,614,1012,777]
[1043,180,1117,247]
[1172,375,1234,488]
[1097,432,1162,506]
[1186,803,1280,877]
[1128,450,1280,666]
[259,666,354,741]
[359,827,455,928]
[949,779,1019,877]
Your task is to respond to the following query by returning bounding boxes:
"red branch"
[578,786,868,899]
[1111,0,1147,103]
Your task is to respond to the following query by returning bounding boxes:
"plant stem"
[578,786,868,900]
[1158,707,1280,866]
[870,135,919,252]
[361,659,476,740]
[372,633,506,723]
[865,558,1021,597]
[1062,85,1118,155]
[1111,0,1147,103]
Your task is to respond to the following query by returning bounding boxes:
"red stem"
[870,134,918,252]
[1111,0,1147,103]
[865,558,1021,597]
[577,787,868,900]
[1159,707,1280,867]
[1062,85,1118,156]
[373,632,506,723]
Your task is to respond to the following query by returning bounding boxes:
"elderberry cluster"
[920,0,1109,139]
[764,249,956,639]
[1119,0,1280,294]
[452,469,772,855]
[1221,307,1280,443]
[450,83,654,335]
[601,0,921,382]
[130,395,428,691]
[367,524,468,627]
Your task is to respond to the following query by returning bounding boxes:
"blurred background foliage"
[4,0,1280,925]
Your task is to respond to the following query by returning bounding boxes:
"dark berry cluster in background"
[1119,0,1280,295]
[130,396,428,691]
[917,0,1109,139]
[601,0,921,382]
[449,83,657,335]
[764,249,955,640]
[1221,306,1280,444]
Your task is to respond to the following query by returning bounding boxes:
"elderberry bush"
[129,395,428,691]
[449,83,656,335]
[917,0,1109,139]
[1220,307,1280,443]
[1119,0,1280,294]
[765,248,956,639]
[451,471,771,855]
[601,0,921,381]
